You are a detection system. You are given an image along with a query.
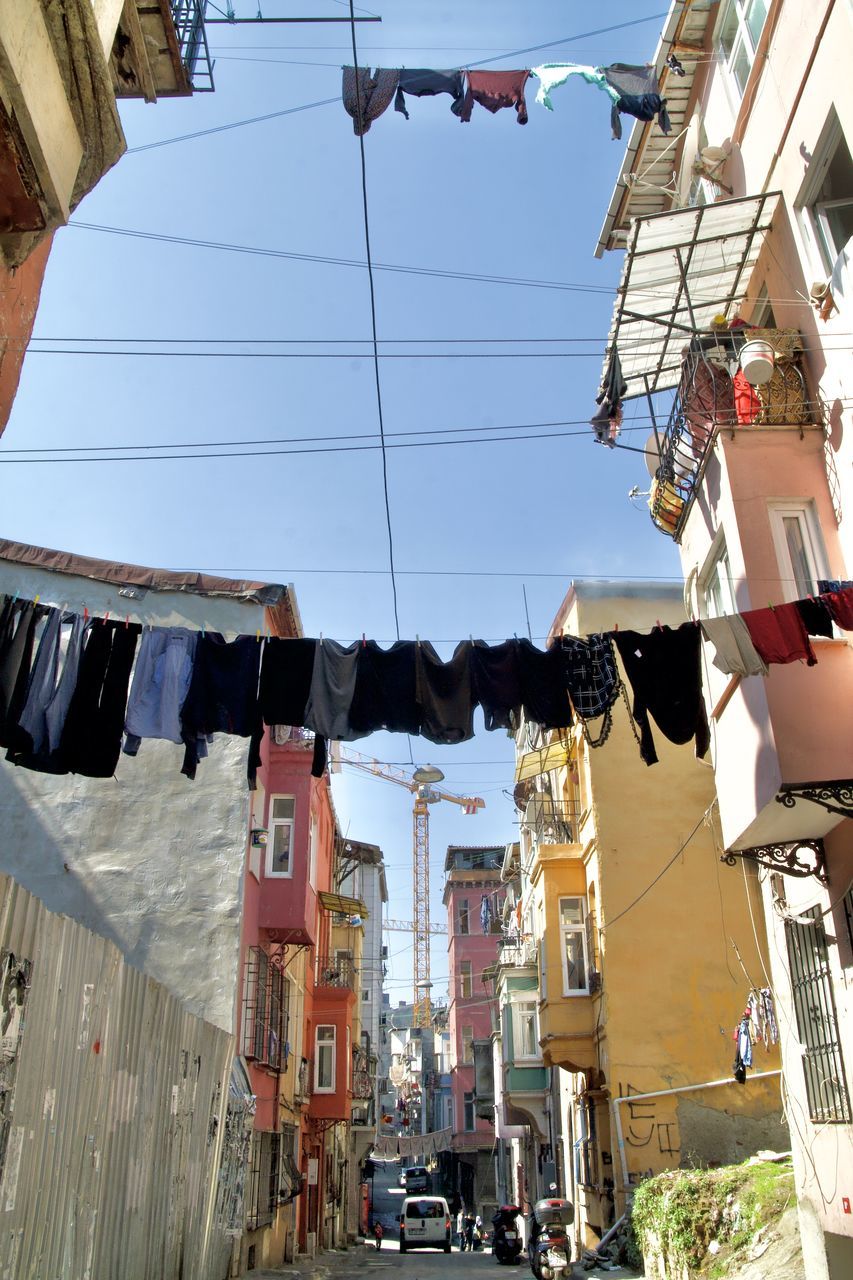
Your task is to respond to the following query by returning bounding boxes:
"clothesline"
[342,59,678,138]
[0,584,850,793]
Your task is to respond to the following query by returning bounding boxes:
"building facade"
[595,4,853,1274]
[444,844,504,1218]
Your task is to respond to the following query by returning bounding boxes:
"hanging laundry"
[759,988,778,1047]
[59,620,141,778]
[530,63,619,111]
[180,633,263,787]
[342,66,400,135]
[822,586,853,630]
[603,63,670,139]
[394,69,466,119]
[557,633,621,723]
[613,623,710,767]
[732,1010,753,1083]
[259,637,317,728]
[817,579,853,594]
[741,603,817,666]
[516,639,574,730]
[415,640,475,744]
[123,627,198,755]
[7,611,85,770]
[349,640,421,736]
[795,596,834,638]
[304,639,361,741]
[592,347,627,446]
[480,893,493,934]
[0,598,43,749]
[460,70,531,124]
[700,615,769,678]
[469,638,523,732]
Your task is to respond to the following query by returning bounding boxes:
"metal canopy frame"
[722,838,828,885]
[604,191,782,401]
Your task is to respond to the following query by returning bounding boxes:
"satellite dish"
[643,433,662,479]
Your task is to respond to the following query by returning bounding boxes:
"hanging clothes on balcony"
[592,347,627,446]
[602,64,670,139]
[304,638,360,740]
[342,66,400,135]
[0,597,43,748]
[613,623,710,766]
[795,596,834,638]
[394,69,466,118]
[530,63,619,111]
[480,894,493,933]
[741,604,817,666]
[459,70,531,124]
[415,640,475,743]
[259,637,317,728]
[556,632,623,746]
[700,615,768,678]
[822,586,853,630]
[516,639,574,730]
[469,638,523,731]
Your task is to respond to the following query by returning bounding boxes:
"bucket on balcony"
[740,339,775,385]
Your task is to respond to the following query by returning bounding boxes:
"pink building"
[443,845,504,1216]
[596,3,853,1275]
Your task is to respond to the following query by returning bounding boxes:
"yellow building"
[512,582,787,1252]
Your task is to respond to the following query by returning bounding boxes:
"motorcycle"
[527,1198,574,1280]
[491,1204,523,1265]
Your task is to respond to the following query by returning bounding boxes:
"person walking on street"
[464,1212,476,1251]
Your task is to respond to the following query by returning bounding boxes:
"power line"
[348,0,400,641]
[125,98,339,153]
[601,804,715,930]
[67,221,615,294]
[467,12,671,68]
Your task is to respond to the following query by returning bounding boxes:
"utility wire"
[601,803,716,930]
[125,98,339,153]
[348,0,400,641]
[67,221,615,294]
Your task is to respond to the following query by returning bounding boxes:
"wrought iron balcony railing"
[316,955,355,991]
[649,330,820,541]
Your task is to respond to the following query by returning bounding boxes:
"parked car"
[402,1165,431,1193]
[399,1195,452,1253]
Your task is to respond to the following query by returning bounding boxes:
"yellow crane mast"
[332,746,484,1026]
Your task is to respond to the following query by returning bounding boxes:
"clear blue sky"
[0,0,682,1003]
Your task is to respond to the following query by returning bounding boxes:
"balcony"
[496,936,537,970]
[315,955,355,991]
[649,329,820,541]
[524,795,580,847]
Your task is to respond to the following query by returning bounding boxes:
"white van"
[399,1195,452,1253]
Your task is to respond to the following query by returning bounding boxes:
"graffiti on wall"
[618,1081,680,1157]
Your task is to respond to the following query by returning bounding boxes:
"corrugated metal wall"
[0,874,239,1280]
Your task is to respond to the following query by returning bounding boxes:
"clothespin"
[614,622,619,632]
[124,615,129,629]
[362,633,367,648]
[104,611,110,623]
[656,618,662,630]
[768,602,775,612]
[256,627,261,641]
[319,632,323,647]
[83,606,89,620]
[34,595,40,606]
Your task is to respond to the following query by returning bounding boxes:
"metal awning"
[603,191,782,400]
[515,742,570,783]
[317,891,368,917]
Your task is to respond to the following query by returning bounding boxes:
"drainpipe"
[611,1069,781,1197]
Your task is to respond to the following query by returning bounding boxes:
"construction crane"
[332,746,483,1027]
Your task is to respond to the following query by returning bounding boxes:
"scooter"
[527,1198,574,1280]
[491,1204,523,1265]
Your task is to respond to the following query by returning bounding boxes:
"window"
[768,502,828,601]
[512,1001,539,1060]
[716,0,768,99]
[798,116,853,275]
[458,899,470,935]
[702,540,736,619]
[362,989,370,1002]
[267,796,295,877]
[315,1025,336,1092]
[559,898,589,995]
[463,1091,475,1132]
[751,283,777,329]
[462,1025,474,1065]
[246,1130,281,1230]
[241,947,286,1070]
[460,960,473,999]
[785,908,851,1122]
[308,813,318,888]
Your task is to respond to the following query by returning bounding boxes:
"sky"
[0,0,685,1005]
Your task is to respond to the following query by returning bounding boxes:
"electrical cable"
[125,97,339,153]
[601,802,716,930]
[348,0,400,646]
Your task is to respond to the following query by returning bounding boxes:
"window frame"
[785,908,851,1123]
[458,899,470,935]
[700,537,736,620]
[460,959,473,1000]
[767,501,829,602]
[315,1024,336,1093]
[559,897,590,997]
[461,1024,474,1065]
[795,112,853,277]
[511,999,540,1061]
[714,0,768,102]
[266,795,296,879]
[463,1091,475,1132]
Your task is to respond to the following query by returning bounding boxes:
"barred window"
[785,907,851,1123]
